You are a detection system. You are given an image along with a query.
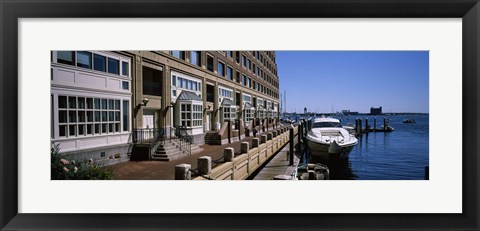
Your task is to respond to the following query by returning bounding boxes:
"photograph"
[50,50,429,180]
[2,0,478,229]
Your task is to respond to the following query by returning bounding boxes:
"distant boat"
[305,117,358,158]
[403,119,416,123]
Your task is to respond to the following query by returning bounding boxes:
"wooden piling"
[365,118,369,133]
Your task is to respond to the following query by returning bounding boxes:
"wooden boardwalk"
[253,143,301,180]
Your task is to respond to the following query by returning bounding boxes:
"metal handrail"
[132,128,165,160]
[132,128,165,144]
[170,126,192,155]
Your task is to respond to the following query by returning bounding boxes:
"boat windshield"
[312,122,342,128]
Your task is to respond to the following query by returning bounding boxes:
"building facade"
[50,51,132,165]
[51,50,281,163]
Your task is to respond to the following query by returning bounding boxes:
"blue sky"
[276,51,429,114]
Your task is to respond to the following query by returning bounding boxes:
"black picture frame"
[1,0,479,230]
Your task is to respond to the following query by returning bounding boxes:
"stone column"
[198,156,212,175]
[252,138,260,148]
[175,164,191,180]
[224,147,234,162]
[240,142,249,154]
[260,135,267,144]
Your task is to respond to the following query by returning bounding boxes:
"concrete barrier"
[198,156,212,175]
[175,164,191,180]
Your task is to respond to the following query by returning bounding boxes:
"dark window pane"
[94,111,101,122]
[87,111,93,122]
[78,125,85,135]
[57,51,75,65]
[142,66,162,96]
[102,124,107,133]
[59,110,67,123]
[206,55,214,72]
[93,54,106,72]
[108,58,119,75]
[122,81,129,90]
[101,99,107,109]
[95,124,100,134]
[69,125,76,136]
[69,111,77,122]
[59,125,67,137]
[94,98,101,109]
[68,96,76,109]
[102,111,107,121]
[77,51,92,69]
[122,100,129,131]
[86,98,93,109]
[109,99,114,109]
[122,61,129,76]
[78,111,85,122]
[78,97,85,109]
[58,96,67,108]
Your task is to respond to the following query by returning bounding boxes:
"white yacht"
[306,117,358,158]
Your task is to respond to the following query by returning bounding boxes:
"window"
[235,51,240,63]
[227,66,233,80]
[242,74,247,86]
[172,51,185,60]
[123,100,129,132]
[122,61,129,76]
[206,55,214,72]
[242,55,246,67]
[235,71,240,83]
[190,51,201,66]
[57,95,124,137]
[218,61,225,77]
[227,51,233,58]
[245,109,253,122]
[176,76,201,92]
[223,107,237,121]
[108,58,119,75]
[57,51,75,65]
[247,77,251,88]
[243,94,251,103]
[76,51,92,69]
[180,103,203,128]
[122,81,129,90]
[247,59,251,70]
[143,66,162,96]
[94,54,106,72]
[192,104,203,127]
[220,88,232,98]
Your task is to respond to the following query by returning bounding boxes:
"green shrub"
[51,143,115,180]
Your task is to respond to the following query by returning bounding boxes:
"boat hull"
[306,136,356,159]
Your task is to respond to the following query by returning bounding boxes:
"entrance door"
[143,115,154,129]
[205,113,210,132]
[143,111,155,140]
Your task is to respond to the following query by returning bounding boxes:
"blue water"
[307,114,429,180]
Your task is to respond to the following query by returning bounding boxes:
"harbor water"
[307,114,429,180]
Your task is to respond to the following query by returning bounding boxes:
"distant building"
[342,110,359,115]
[370,106,382,115]
[304,107,307,114]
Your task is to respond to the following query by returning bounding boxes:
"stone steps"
[151,141,203,161]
